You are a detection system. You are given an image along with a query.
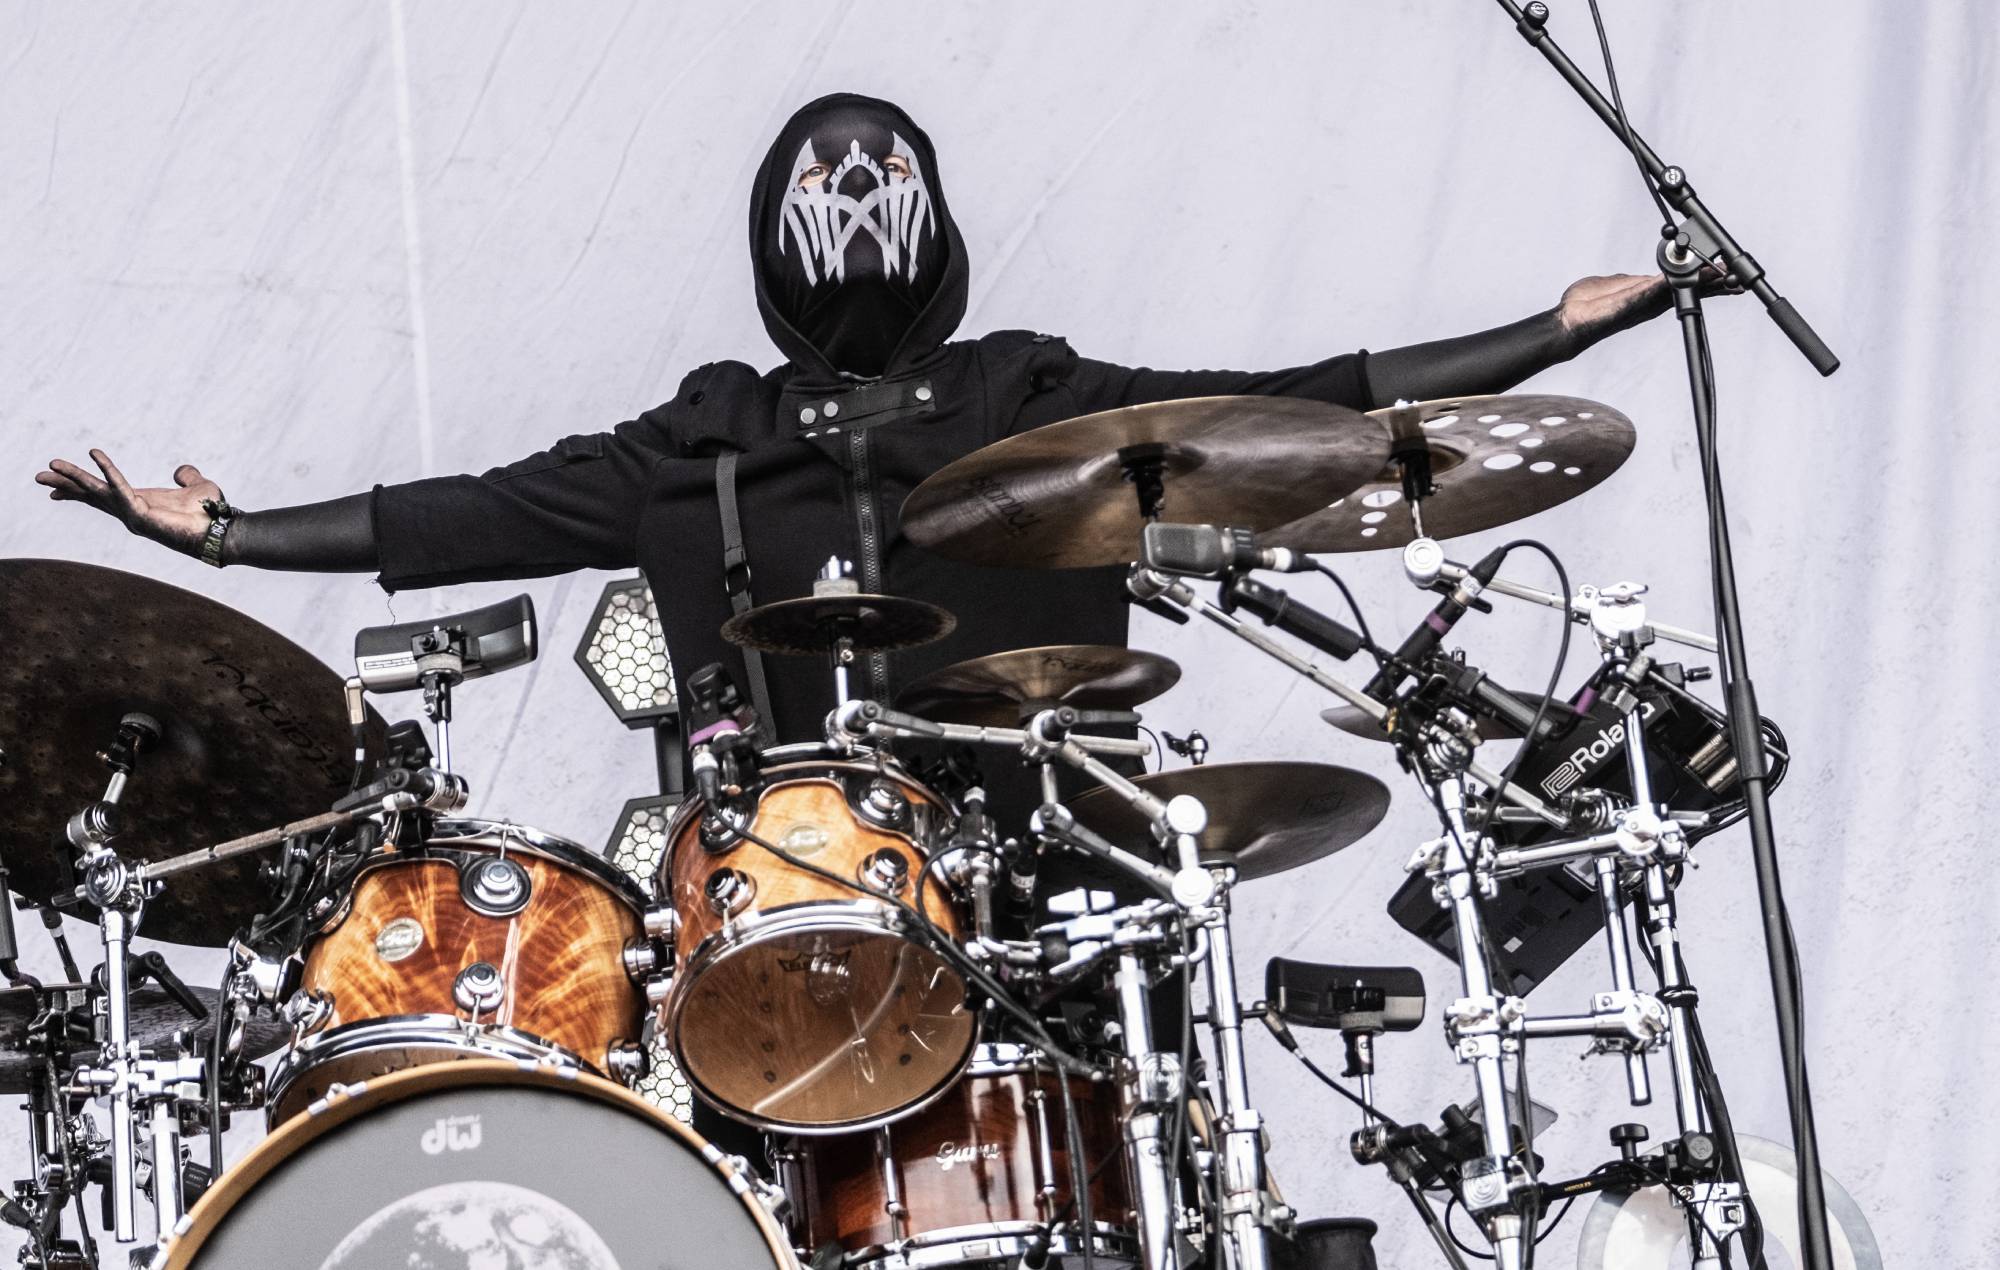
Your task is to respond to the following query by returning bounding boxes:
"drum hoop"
[661,759,949,859]
[153,1060,799,1269]
[353,817,650,911]
[666,904,975,1136]
[265,1016,594,1115]
[841,1221,1139,1266]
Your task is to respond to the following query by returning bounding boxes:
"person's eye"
[883,156,912,179]
[797,164,829,188]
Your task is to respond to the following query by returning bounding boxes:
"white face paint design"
[778,132,935,287]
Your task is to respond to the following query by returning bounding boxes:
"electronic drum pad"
[154,1062,795,1269]
[1576,1134,1881,1270]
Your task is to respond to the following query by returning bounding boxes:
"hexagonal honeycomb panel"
[606,794,692,1122]
[579,581,676,721]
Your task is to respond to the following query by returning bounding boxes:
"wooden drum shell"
[792,1047,1135,1261]
[275,823,646,1122]
[660,761,976,1133]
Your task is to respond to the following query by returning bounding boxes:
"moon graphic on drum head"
[316,1180,622,1269]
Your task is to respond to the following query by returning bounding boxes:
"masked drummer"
[39,93,1679,1161]
[41,92,1674,732]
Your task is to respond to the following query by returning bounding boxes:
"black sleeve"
[224,492,379,572]
[1063,349,1376,417]
[370,415,671,592]
[1363,307,1582,407]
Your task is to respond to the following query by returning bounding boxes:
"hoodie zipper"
[848,428,889,700]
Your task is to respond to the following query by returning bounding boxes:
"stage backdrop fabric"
[3,2,1995,1264]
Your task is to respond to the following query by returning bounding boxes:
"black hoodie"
[371,93,1377,749]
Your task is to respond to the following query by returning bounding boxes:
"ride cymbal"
[902,396,1387,568]
[1264,394,1634,552]
[0,560,387,946]
[1065,761,1391,881]
[719,594,956,656]
[895,644,1181,727]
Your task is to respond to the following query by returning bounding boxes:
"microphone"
[1363,544,1508,703]
[684,663,748,806]
[1222,576,1367,662]
[1141,522,1314,578]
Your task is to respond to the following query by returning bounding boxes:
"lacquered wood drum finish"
[791,1045,1136,1267]
[660,759,975,1133]
[270,821,647,1124]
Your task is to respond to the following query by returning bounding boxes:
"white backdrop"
[4,1,1996,1264]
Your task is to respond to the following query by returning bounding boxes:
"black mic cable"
[1364,543,1510,703]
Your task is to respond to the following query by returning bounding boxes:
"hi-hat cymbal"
[720,593,957,656]
[0,560,387,946]
[1264,395,1634,552]
[1065,761,1391,881]
[901,396,1387,568]
[895,644,1181,727]
[0,983,289,1092]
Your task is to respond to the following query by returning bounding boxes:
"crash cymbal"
[0,560,388,946]
[901,396,1387,568]
[720,593,956,656]
[1263,395,1634,552]
[0,983,289,1092]
[895,644,1181,727]
[1066,761,1391,881]
[1320,692,1585,742]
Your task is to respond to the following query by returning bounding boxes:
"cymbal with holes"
[1064,761,1391,882]
[896,644,1181,727]
[1263,395,1634,552]
[900,396,1387,568]
[720,593,957,656]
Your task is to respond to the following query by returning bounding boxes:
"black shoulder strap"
[715,451,774,728]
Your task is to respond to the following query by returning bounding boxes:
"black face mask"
[757,99,950,377]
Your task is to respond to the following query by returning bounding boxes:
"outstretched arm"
[36,451,377,570]
[1364,273,1670,406]
[1059,271,1689,419]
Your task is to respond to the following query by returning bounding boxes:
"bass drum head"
[159,1062,795,1269]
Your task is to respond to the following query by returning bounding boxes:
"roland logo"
[935,1140,1001,1172]
[420,1114,483,1156]
[1539,700,1658,798]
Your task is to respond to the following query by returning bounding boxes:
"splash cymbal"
[895,644,1181,727]
[720,593,956,656]
[1264,394,1634,552]
[901,396,1387,568]
[1065,761,1391,881]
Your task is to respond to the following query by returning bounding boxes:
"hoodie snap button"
[914,385,934,402]
[800,407,817,425]
[823,401,840,418]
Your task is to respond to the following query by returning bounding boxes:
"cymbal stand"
[58,713,158,1244]
[1486,583,1748,1265]
[1022,720,1278,1270]
[1037,897,1197,1270]
[1408,747,1537,1270]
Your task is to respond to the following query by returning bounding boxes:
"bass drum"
[153,1061,798,1270]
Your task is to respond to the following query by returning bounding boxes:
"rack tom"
[788,1043,1136,1267]
[659,753,975,1134]
[268,819,650,1125]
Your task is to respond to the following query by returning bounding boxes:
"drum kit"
[0,390,1881,1270]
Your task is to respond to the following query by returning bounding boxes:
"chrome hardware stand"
[1195,870,1278,1270]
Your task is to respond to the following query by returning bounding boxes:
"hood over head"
[751,93,967,380]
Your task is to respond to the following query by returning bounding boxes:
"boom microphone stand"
[1488,4,1839,1267]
